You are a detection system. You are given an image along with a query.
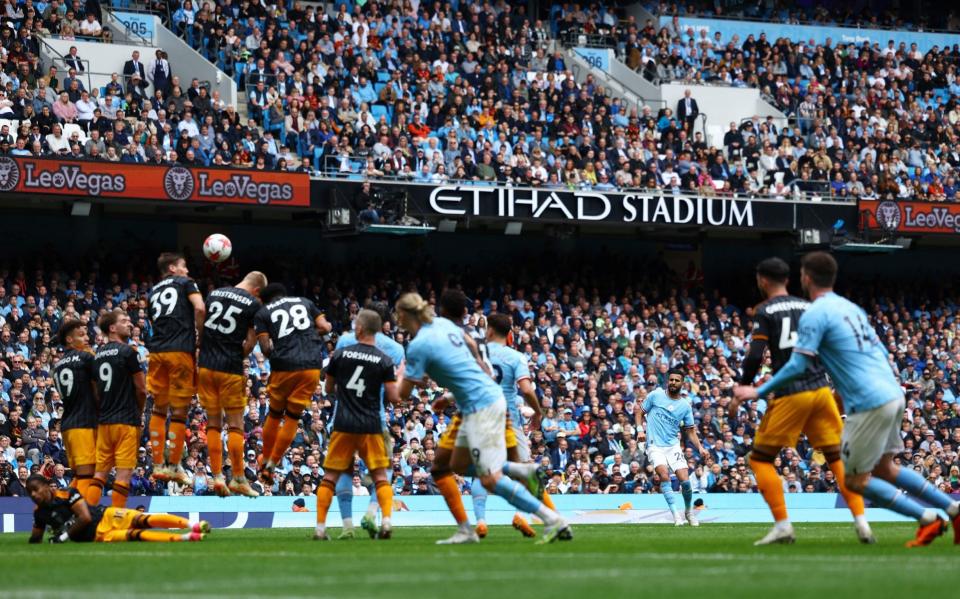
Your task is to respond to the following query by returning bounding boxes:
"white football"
[203,233,232,263]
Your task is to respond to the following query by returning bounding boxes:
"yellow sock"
[830,459,866,518]
[149,412,167,465]
[227,427,245,477]
[541,491,557,511]
[143,514,190,529]
[73,474,92,498]
[118,530,185,542]
[270,414,302,464]
[753,460,788,522]
[86,478,105,505]
[376,480,393,519]
[316,479,335,524]
[168,418,188,465]
[435,473,468,525]
[207,426,222,476]
[111,482,130,508]
[260,413,282,463]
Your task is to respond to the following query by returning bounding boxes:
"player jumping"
[396,293,571,545]
[27,474,208,543]
[637,368,705,527]
[315,309,400,540]
[734,252,960,547]
[147,252,205,487]
[730,257,871,545]
[52,320,98,503]
[198,272,266,497]
[92,310,147,508]
[254,283,330,487]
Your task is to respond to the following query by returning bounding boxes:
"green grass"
[2,523,958,598]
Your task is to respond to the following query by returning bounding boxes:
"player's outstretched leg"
[891,466,959,546]
[485,474,570,544]
[470,478,488,538]
[335,473,356,539]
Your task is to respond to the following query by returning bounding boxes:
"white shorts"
[648,444,687,473]
[456,399,508,476]
[842,397,906,476]
[512,422,531,463]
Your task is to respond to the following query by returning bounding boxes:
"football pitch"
[3,523,958,598]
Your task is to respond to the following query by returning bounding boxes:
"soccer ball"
[202,234,232,263]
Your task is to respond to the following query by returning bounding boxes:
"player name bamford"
[211,289,254,305]
[341,350,382,363]
[764,301,809,314]
[96,348,121,357]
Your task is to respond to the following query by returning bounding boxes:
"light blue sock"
[493,476,555,522]
[895,468,958,514]
[863,477,930,522]
[661,481,679,515]
[471,478,488,522]
[680,480,693,511]
[335,473,354,525]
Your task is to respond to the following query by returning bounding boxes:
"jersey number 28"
[271,305,311,338]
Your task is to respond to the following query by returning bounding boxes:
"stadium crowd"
[0,0,957,199]
[0,251,958,502]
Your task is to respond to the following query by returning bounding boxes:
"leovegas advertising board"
[0,156,310,207]
[860,199,960,235]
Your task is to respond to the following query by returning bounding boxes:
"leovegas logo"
[21,160,126,195]
[196,171,296,204]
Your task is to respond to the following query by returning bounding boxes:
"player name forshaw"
[340,350,383,363]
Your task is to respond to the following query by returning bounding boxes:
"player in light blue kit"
[735,252,960,547]
[332,301,405,540]
[395,293,570,545]
[638,368,705,527]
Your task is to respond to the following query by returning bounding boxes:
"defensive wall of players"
[0,156,956,240]
[0,494,925,533]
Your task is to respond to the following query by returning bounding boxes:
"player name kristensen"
[428,186,755,226]
[210,289,255,305]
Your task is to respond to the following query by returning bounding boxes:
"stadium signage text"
[860,199,960,235]
[0,157,310,207]
[428,186,754,227]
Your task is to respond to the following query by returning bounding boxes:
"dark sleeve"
[184,278,201,295]
[254,307,270,335]
[67,487,83,505]
[381,353,396,383]
[739,311,769,385]
[33,506,45,530]
[124,345,141,373]
[308,300,322,319]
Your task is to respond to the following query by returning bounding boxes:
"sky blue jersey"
[335,331,405,426]
[405,317,503,415]
[488,341,532,425]
[641,388,694,448]
[794,292,902,414]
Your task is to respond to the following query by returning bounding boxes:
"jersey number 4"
[271,305,311,338]
[778,316,798,349]
[346,365,367,398]
[205,301,242,334]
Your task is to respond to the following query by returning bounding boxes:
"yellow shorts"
[96,424,139,471]
[268,369,321,410]
[324,431,390,471]
[754,386,843,449]
[198,368,246,413]
[63,427,96,468]
[147,351,197,407]
[95,507,139,542]
[438,413,517,450]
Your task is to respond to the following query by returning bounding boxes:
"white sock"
[535,505,560,526]
[919,509,938,525]
[774,519,792,530]
[381,517,391,527]
[365,503,379,519]
[341,517,353,530]
[947,502,960,518]
[315,524,326,536]
[459,521,473,534]
[854,515,870,528]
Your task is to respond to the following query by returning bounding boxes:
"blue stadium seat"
[370,105,388,122]
[377,71,390,83]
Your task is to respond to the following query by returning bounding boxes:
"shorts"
[648,444,687,472]
[63,427,96,468]
[324,431,390,471]
[511,421,531,462]
[455,400,508,477]
[198,368,246,413]
[842,397,906,476]
[268,369,321,410]
[438,412,517,452]
[95,507,139,542]
[147,351,197,407]
[96,424,139,471]
[754,387,843,449]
